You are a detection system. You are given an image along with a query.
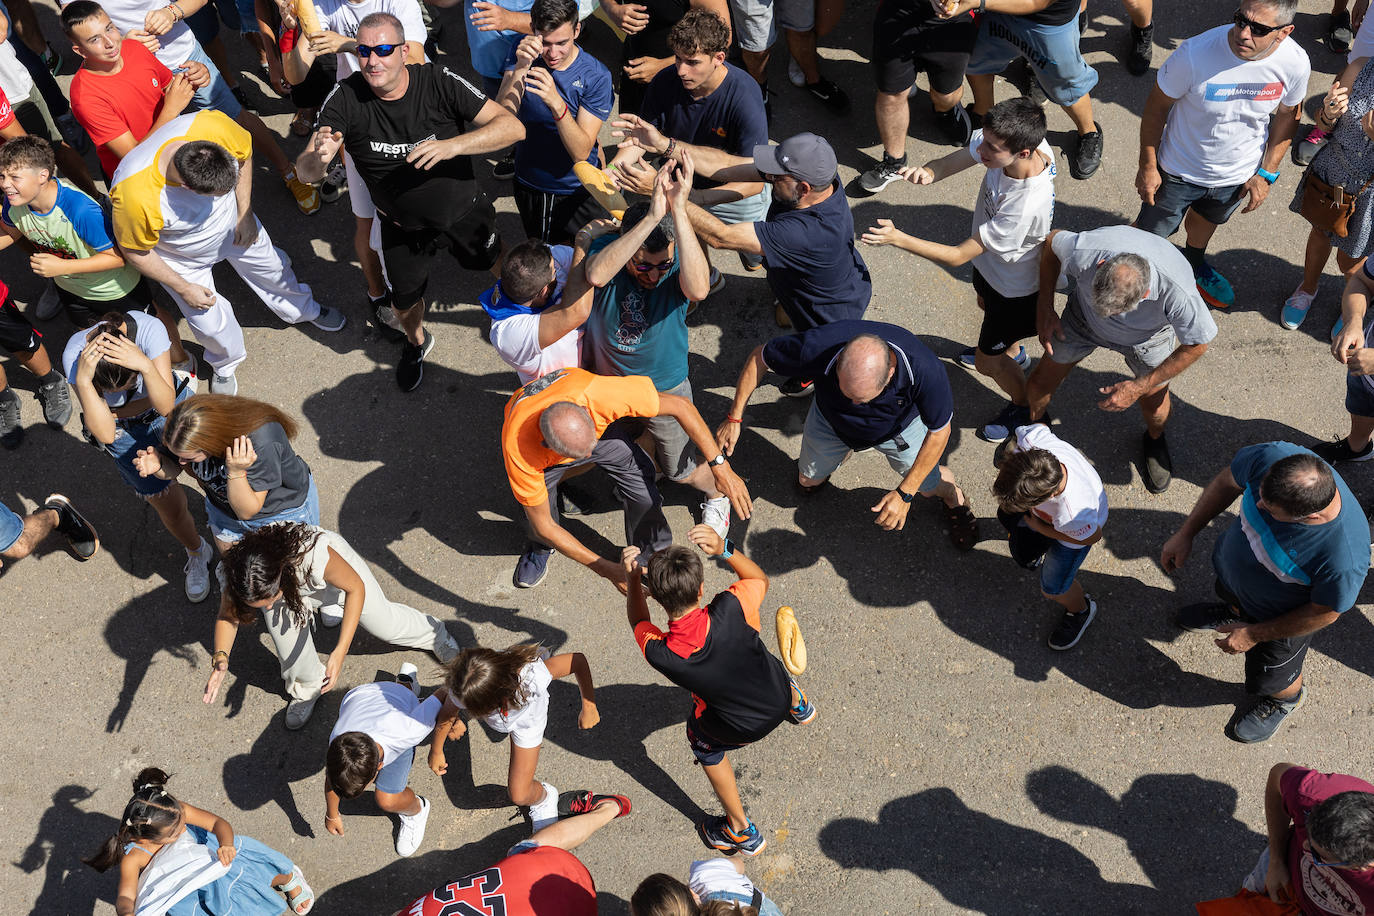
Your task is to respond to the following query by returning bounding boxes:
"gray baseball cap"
[753,133,838,187]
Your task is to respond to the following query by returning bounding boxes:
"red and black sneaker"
[557,790,631,819]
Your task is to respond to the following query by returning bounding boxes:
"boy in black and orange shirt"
[623,524,816,856]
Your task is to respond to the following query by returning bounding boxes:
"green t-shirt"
[2,178,140,301]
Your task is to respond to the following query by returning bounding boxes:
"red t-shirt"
[392,846,596,916]
[0,86,13,131]
[1280,765,1374,915]
[70,40,173,178]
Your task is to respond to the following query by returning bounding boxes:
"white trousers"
[162,219,321,374]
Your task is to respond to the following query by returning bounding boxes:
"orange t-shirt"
[502,368,661,507]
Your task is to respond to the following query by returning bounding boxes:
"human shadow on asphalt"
[101,581,284,732]
[1025,765,1264,904]
[14,784,118,916]
[819,786,1162,914]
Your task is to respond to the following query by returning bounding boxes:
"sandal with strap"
[290,111,313,137]
[277,865,315,915]
[942,502,979,551]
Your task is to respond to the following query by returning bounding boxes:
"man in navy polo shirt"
[714,319,978,549]
[1161,442,1370,743]
[497,0,614,244]
[609,8,769,274]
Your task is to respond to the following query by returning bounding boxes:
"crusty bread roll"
[295,0,322,37]
[776,605,807,675]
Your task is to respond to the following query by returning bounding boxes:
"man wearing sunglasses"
[1134,0,1308,310]
[1241,762,1374,908]
[297,11,525,391]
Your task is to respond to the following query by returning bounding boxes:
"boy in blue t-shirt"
[497,0,613,244]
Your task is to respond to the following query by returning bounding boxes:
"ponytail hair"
[82,767,184,872]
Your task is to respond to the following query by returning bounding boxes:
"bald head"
[836,334,895,404]
[539,401,596,459]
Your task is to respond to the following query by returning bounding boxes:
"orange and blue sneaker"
[698,815,766,856]
[787,678,817,725]
[1194,260,1234,309]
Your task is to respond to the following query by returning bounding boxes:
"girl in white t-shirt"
[432,643,600,831]
[631,860,785,916]
[992,423,1108,651]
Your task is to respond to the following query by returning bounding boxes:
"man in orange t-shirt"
[502,367,751,591]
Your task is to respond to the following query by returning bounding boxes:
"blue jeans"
[374,743,415,793]
[799,403,944,490]
[705,891,785,916]
[204,476,319,543]
[999,508,1091,596]
[0,501,24,553]
[184,42,243,118]
[98,383,194,497]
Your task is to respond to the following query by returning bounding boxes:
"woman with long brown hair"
[132,393,319,555]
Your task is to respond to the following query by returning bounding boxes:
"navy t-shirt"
[1212,442,1370,620]
[503,47,614,194]
[761,320,953,450]
[640,64,767,192]
[754,181,872,330]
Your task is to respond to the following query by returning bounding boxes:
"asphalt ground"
[5,0,1374,913]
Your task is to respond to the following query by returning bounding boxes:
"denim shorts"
[705,891,785,916]
[184,42,243,119]
[1000,509,1091,595]
[729,0,776,52]
[799,403,944,490]
[1049,299,1179,376]
[968,12,1098,106]
[1345,373,1374,419]
[97,382,194,498]
[374,743,415,794]
[1134,170,1246,238]
[204,476,320,543]
[1040,540,1091,596]
[0,501,24,553]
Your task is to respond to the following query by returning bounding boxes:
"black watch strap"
[896,488,916,503]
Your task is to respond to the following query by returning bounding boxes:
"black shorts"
[1215,579,1315,696]
[291,53,337,111]
[872,1,977,95]
[14,98,63,147]
[57,277,159,329]
[513,180,606,246]
[685,715,748,767]
[0,299,42,354]
[972,267,1038,356]
[380,195,502,311]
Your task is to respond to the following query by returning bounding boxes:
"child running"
[432,642,602,831]
[992,422,1108,650]
[623,524,817,857]
[84,766,313,915]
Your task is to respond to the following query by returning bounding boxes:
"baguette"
[775,605,807,675]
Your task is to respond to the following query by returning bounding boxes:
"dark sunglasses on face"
[356,43,400,58]
[631,257,675,273]
[1232,10,1283,37]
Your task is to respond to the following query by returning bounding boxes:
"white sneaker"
[395,796,430,856]
[210,372,237,395]
[184,537,213,602]
[172,355,197,378]
[318,603,344,627]
[529,782,558,832]
[397,661,420,697]
[788,56,805,87]
[701,496,731,539]
[35,282,61,320]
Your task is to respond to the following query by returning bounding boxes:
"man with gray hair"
[1134,0,1308,313]
[1026,225,1217,493]
[716,319,978,549]
[501,367,752,590]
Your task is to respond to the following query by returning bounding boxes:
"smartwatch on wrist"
[719,538,735,559]
[1256,167,1279,185]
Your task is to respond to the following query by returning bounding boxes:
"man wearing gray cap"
[611,121,871,393]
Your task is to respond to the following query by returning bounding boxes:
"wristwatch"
[1256,167,1279,185]
[895,488,916,503]
[719,538,735,558]
[708,453,727,467]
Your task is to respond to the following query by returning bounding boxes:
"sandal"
[290,111,313,137]
[942,502,978,551]
[277,865,315,915]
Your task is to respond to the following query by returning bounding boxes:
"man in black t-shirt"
[296,11,525,391]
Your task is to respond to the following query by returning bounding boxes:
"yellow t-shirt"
[109,111,252,253]
[502,368,661,507]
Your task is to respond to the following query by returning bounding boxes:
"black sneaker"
[1228,687,1305,744]
[1069,124,1103,180]
[396,329,434,392]
[1175,601,1242,632]
[1312,436,1374,464]
[36,377,72,428]
[0,387,22,449]
[804,78,849,114]
[1048,596,1097,650]
[1025,75,1048,107]
[1126,23,1154,75]
[1329,9,1354,52]
[859,153,907,193]
[1141,431,1171,493]
[44,493,99,560]
[493,154,516,181]
[780,377,814,397]
[231,85,256,111]
[935,103,974,146]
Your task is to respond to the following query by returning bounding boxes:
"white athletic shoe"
[397,662,420,697]
[184,537,213,602]
[788,56,805,87]
[701,496,731,539]
[395,796,430,857]
[318,603,344,627]
[210,372,237,395]
[529,782,559,832]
